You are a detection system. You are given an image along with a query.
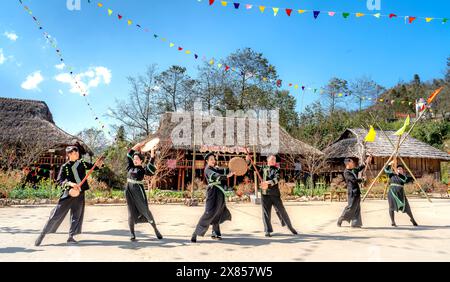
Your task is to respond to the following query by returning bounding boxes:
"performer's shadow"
[0,247,43,254]
[361,225,450,231]
[192,233,370,247]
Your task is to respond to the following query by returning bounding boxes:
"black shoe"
[351,225,362,228]
[211,231,222,240]
[265,232,272,237]
[67,237,78,245]
[130,233,137,241]
[155,230,163,240]
[290,228,298,235]
[411,219,418,226]
[391,223,397,227]
[35,233,45,247]
[191,234,197,243]
[337,218,343,227]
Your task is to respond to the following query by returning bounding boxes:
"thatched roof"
[0,97,93,155]
[149,112,322,156]
[324,128,450,161]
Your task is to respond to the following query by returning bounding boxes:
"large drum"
[228,157,248,176]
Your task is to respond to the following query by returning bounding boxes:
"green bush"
[8,179,61,200]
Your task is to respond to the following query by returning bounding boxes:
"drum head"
[69,188,80,198]
[229,157,248,176]
[141,138,160,152]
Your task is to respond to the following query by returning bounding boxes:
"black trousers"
[40,192,85,237]
[262,194,295,233]
[339,194,362,227]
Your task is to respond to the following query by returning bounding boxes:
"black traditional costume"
[384,165,418,226]
[338,163,365,228]
[250,163,297,236]
[35,150,99,246]
[191,162,232,242]
[126,149,162,241]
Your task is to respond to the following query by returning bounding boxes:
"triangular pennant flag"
[118,14,123,20]
[443,18,448,23]
[425,17,433,23]
[245,4,252,9]
[298,9,306,14]
[178,47,183,51]
[97,3,103,8]
[328,11,336,17]
[373,13,381,18]
[217,63,222,68]
[169,43,175,47]
[209,0,215,5]
[313,11,320,19]
[108,9,113,16]
[294,85,299,89]
[364,126,377,142]
[233,3,240,9]
[194,54,199,59]
[343,12,350,19]
[394,116,410,136]
[225,65,230,71]
[221,1,227,7]
[209,59,214,65]
[427,87,443,104]
[408,16,417,24]
[273,7,279,16]
[185,50,191,54]
[286,9,292,17]
[389,13,397,19]
[356,13,365,17]
[127,20,132,25]
[259,6,266,13]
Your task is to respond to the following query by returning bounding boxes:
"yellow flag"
[298,10,306,14]
[209,59,214,65]
[169,43,175,47]
[364,126,377,142]
[273,8,279,16]
[108,9,113,16]
[394,116,410,136]
[127,20,132,25]
[356,13,365,17]
[221,1,228,7]
[259,6,266,13]
[425,18,433,22]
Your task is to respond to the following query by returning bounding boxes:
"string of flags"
[200,0,449,25]
[18,0,113,139]
[90,1,422,107]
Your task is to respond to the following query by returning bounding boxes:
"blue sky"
[0,0,449,136]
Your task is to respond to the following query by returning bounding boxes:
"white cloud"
[54,66,112,95]
[4,31,18,42]
[55,63,66,70]
[0,49,5,64]
[21,71,44,91]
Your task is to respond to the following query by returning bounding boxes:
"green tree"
[323,77,350,115]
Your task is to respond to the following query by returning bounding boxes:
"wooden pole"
[367,112,432,203]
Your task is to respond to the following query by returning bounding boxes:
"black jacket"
[343,165,365,197]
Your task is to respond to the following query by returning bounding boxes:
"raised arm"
[144,157,157,176]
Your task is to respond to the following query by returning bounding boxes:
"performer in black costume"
[337,155,372,228]
[191,153,234,243]
[384,161,418,227]
[35,145,103,246]
[125,142,163,241]
[246,154,298,237]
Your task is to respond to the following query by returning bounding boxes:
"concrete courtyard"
[0,199,449,262]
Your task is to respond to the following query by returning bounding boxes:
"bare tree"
[323,77,350,115]
[147,140,184,189]
[76,128,109,155]
[350,76,385,112]
[156,65,195,112]
[108,65,161,138]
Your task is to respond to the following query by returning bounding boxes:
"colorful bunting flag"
[273,7,279,16]
[427,87,444,104]
[394,116,410,136]
[286,9,292,17]
[313,11,320,19]
[364,126,377,142]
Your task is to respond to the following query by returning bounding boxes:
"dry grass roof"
[324,128,450,161]
[0,97,93,155]
[149,112,322,156]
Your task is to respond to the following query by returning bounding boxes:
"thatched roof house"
[150,112,322,156]
[146,112,322,190]
[324,128,450,179]
[0,97,93,160]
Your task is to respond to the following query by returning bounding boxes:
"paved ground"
[0,199,449,262]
